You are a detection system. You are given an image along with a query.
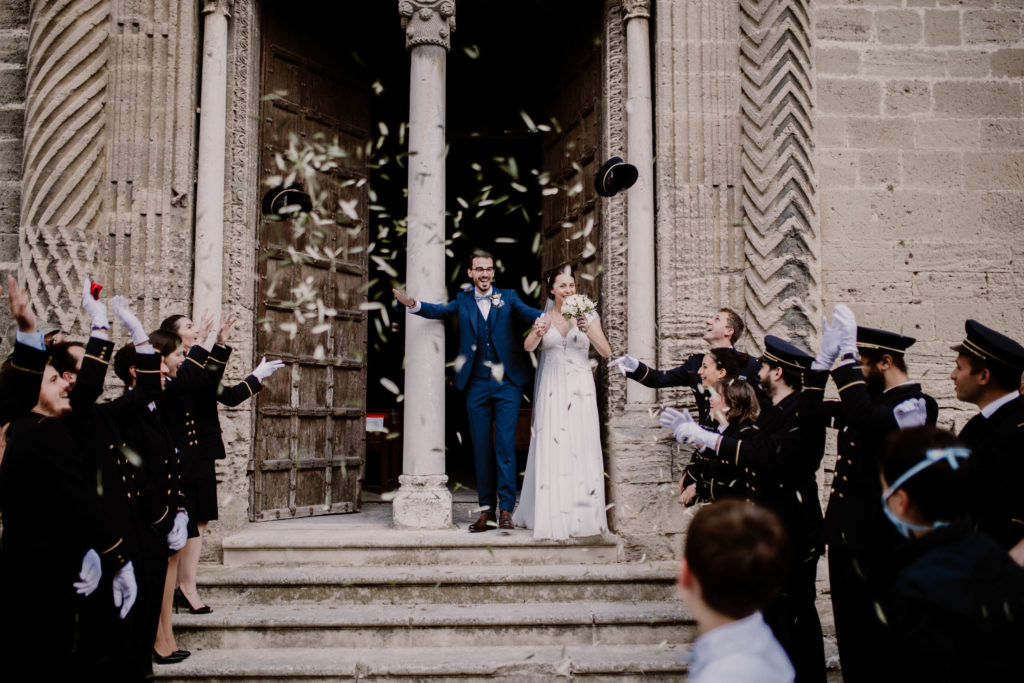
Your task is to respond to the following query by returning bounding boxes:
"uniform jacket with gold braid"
[820,362,938,551]
[195,343,263,462]
[682,420,756,503]
[959,394,1024,550]
[0,340,48,424]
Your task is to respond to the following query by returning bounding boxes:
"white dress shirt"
[688,612,794,683]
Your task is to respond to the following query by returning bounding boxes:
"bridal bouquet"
[562,294,597,321]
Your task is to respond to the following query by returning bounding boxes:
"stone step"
[195,561,679,605]
[222,526,622,567]
[173,601,695,650]
[153,643,689,681]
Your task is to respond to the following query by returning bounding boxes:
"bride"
[512,264,612,539]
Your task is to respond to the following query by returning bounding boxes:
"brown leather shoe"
[468,511,495,533]
[499,509,514,530]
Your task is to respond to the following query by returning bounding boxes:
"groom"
[393,250,543,532]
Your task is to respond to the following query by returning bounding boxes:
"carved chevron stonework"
[739,0,820,349]
[21,0,109,333]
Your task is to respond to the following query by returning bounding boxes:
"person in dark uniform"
[949,319,1024,566]
[159,312,281,612]
[879,426,1024,682]
[663,336,827,683]
[807,305,939,681]
[0,276,48,428]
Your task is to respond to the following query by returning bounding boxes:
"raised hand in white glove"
[659,406,694,432]
[82,279,109,330]
[893,397,928,430]
[110,295,149,347]
[252,357,285,381]
[166,509,189,551]
[833,304,858,358]
[112,561,137,619]
[812,314,843,370]
[73,548,101,596]
[674,422,721,451]
[607,354,640,375]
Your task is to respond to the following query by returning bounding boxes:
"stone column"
[392,0,455,529]
[193,0,232,321]
[623,0,656,405]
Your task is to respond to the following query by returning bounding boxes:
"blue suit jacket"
[415,287,543,391]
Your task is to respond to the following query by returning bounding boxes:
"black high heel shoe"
[153,649,188,664]
[174,587,212,614]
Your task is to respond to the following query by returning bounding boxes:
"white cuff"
[407,300,421,314]
[15,330,45,351]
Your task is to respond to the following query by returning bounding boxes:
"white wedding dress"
[512,323,608,540]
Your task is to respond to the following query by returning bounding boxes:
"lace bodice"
[538,325,592,369]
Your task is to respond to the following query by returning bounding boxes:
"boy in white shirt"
[679,499,795,683]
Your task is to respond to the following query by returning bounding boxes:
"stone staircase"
[154,503,691,681]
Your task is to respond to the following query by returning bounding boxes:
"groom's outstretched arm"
[505,290,543,324]
[393,287,458,322]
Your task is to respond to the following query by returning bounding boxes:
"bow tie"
[474,293,491,301]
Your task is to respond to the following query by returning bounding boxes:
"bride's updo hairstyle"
[713,378,760,427]
[706,347,742,381]
[544,262,574,300]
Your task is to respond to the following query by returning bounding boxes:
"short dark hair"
[113,343,136,387]
[49,341,85,376]
[763,359,803,391]
[879,426,968,524]
[719,308,744,344]
[469,249,494,265]
[861,348,907,374]
[707,348,741,381]
[148,329,181,357]
[963,353,1021,393]
[684,500,788,619]
[160,314,186,334]
[714,378,760,426]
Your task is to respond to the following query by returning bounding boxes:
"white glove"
[834,304,858,358]
[166,509,188,551]
[252,357,285,381]
[112,561,137,619]
[812,314,842,370]
[110,295,149,346]
[607,354,640,375]
[659,406,694,433]
[73,548,101,596]
[893,397,928,430]
[675,422,721,451]
[82,279,109,330]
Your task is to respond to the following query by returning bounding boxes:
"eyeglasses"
[471,267,495,274]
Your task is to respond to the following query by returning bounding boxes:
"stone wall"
[815,0,1024,432]
[0,1,27,338]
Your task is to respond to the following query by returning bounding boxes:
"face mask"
[880,447,970,538]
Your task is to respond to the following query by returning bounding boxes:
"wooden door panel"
[253,8,368,521]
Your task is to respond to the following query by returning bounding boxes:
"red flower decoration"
[89,282,102,300]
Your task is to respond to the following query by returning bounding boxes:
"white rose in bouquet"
[562,294,597,321]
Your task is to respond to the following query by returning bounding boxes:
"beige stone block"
[816,8,874,42]
[933,81,1021,117]
[884,80,932,115]
[962,152,1024,189]
[934,303,1023,343]
[847,117,917,149]
[0,138,21,180]
[902,151,963,188]
[817,116,849,148]
[859,150,901,187]
[862,48,949,77]
[911,271,1008,300]
[981,119,1024,148]
[0,5,29,30]
[876,9,924,44]
[851,302,935,341]
[897,239,1015,272]
[963,10,1023,44]
[0,68,24,102]
[990,48,1024,77]
[821,240,894,272]
[937,0,995,7]
[915,119,980,149]
[823,272,915,303]
[870,188,948,236]
[820,150,860,186]
[943,49,993,77]
[939,189,1024,238]
[819,78,882,115]
[815,46,863,76]
[924,9,962,45]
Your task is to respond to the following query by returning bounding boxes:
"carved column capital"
[398,0,455,50]
[622,0,650,21]
[202,0,233,18]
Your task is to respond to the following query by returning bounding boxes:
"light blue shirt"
[688,612,794,683]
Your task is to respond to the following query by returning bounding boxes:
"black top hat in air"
[594,156,638,197]
[261,182,313,220]
[952,319,1024,372]
[760,335,814,371]
[856,326,916,356]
